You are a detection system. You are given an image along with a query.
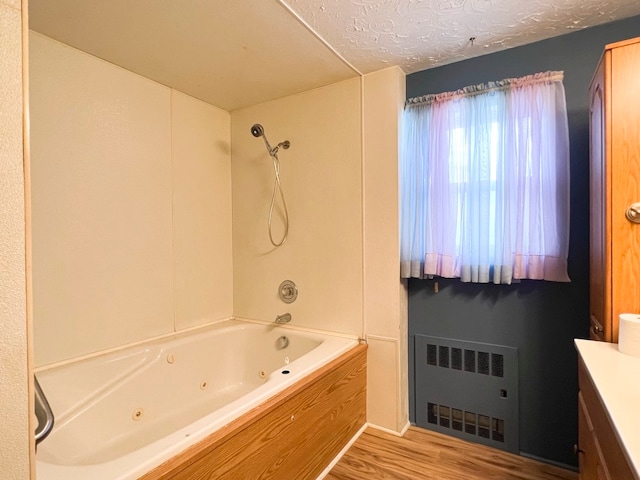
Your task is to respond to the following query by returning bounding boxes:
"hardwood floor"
[325,427,578,480]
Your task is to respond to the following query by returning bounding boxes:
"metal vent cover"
[414,335,519,453]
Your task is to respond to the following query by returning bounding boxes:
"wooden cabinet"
[589,37,640,343]
[577,357,635,480]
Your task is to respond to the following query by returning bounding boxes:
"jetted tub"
[35,319,359,480]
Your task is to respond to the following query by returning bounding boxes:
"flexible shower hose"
[268,152,289,247]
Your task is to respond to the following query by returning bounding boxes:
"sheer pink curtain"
[400,72,570,284]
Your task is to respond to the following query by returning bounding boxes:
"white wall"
[0,0,31,477]
[171,90,233,331]
[30,33,233,366]
[231,79,363,337]
[363,67,408,433]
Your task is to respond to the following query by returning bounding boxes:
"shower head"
[251,123,290,156]
[250,124,264,138]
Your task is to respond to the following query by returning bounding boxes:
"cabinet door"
[589,55,609,342]
[578,392,611,480]
[578,392,598,480]
[610,42,640,343]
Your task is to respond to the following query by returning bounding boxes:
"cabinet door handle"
[592,325,603,334]
[625,203,640,223]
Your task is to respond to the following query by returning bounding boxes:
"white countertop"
[575,339,640,479]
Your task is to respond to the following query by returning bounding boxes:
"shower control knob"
[279,280,298,303]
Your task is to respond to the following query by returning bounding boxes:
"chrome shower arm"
[261,134,275,156]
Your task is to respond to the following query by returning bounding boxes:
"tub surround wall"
[0,1,31,477]
[30,32,173,365]
[171,91,233,331]
[30,31,365,366]
[29,30,404,456]
[232,67,410,435]
[30,33,233,366]
[230,79,363,337]
[362,67,409,433]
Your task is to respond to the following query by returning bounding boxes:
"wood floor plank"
[325,427,578,480]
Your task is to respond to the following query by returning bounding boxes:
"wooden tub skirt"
[139,343,367,480]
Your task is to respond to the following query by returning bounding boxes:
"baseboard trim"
[366,420,411,437]
[315,422,368,480]
[315,420,413,479]
[519,452,578,472]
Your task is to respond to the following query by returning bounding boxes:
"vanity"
[575,340,640,480]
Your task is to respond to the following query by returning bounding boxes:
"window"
[400,72,570,284]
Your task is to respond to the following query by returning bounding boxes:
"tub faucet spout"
[275,313,291,324]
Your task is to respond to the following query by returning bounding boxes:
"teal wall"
[406,16,640,467]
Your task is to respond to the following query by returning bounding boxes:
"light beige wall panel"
[398,279,409,429]
[231,79,363,336]
[172,91,233,330]
[0,2,31,477]
[366,336,399,431]
[30,33,174,366]
[363,67,408,433]
[363,67,406,338]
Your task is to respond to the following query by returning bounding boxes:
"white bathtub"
[35,319,358,480]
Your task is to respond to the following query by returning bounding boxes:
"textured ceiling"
[282,0,640,74]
